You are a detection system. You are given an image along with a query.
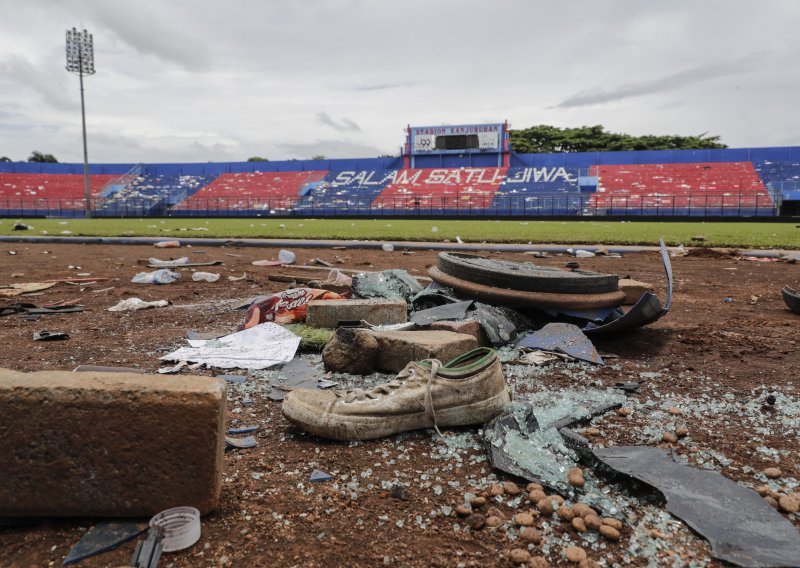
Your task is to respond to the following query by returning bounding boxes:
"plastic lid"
[149,506,201,552]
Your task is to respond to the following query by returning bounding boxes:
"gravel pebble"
[572,503,594,518]
[467,513,486,531]
[599,524,621,541]
[486,515,503,528]
[470,496,487,509]
[662,431,678,443]
[526,483,544,492]
[617,407,632,416]
[676,426,689,438]
[764,496,780,509]
[528,489,546,503]
[583,427,601,437]
[520,527,542,544]
[584,514,603,530]
[510,548,531,564]
[528,556,550,568]
[455,504,471,517]
[571,517,588,532]
[557,505,575,522]
[488,483,505,497]
[503,481,522,496]
[565,546,587,563]
[536,498,554,516]
[668,406,682,415]
[602,518,623,530]
[567,467,585,488]
[514,512,536,527]
[779,494,800,514]
[764,467,782,479]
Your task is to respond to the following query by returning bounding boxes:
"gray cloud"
[278,139,384,160]
[0,55,72,111]
[556,58,760,108]
[316,112,361,133]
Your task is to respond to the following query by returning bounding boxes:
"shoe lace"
[335,359,443,437]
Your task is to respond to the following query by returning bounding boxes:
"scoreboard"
[407,123,507,155]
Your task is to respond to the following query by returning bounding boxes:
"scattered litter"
[352,269,422,302]
[669,244,688,257]
[410,300,472,326]
[227,425,259,434]
[278,249,296,264]
[158,361,187,374]
[381,243,395,252]
[723,297,733,303]
[0,282,57,297]
[73,365,145,374]
[518,323,604,365]
[225,436,258,450]
[162,322,300,370]
[147,257,222,268]
[241,288,344,329]
[269,358,326,401]
[310,469,333,482]
[568,248,596,258]
[228,272,247,281]
[33,330,69,341]
[130,527,163,568]
[108,298,169,312]
[131,269,181,285]
[191,272,220,282]
[219,374,247,384]
[312,258,333,267]
[251,259,282,267]
[594,446,800,567]
[512,350,563,366]
[63,521,146,566]
[149,506,201,552]
[782,285,800,314]
[153,240,180,248]
[12,222,29,230]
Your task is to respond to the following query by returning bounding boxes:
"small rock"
[584,514,603,530]
[764,467,782,479]
[509,548,531,564]
[662,432,678,444]
[667,406,682,415]
[389,484,409,500]
[514,512,536,526]
[556,505,575,522]
[583,427,601,437]
[503,481,521,496]
[650,529,666,539]
[565,546,587,563]
[488,483,505,497]
[467,513,486,531]
[550,495,564,505]
[617,407,632,417]
[486,507,504,519]
[571,517,588,532]
[779,495,800,514]
[572,503,594,518]
[536,498,554,516]
[675,426,689,438]
[528,556,550,568]
[528,489,546,503]
[764,496,780,509]
[567,467,585,488]
[455,504,472,517]
[526,482,544,492]
[470,496,487,509]
[578,560,600,568]
[755,485,772,497]
[486,515,503,528]
[602,518,623,530]
[599,525,621,541]
[519,527,542,544]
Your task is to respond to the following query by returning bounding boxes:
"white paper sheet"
[161,322,300,370]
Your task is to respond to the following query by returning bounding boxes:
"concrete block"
[322,328,380,375]
[427,319,490,346]
[306,298,407,328]
[0,369,226,517]
[369,330,479,373]
[618,278,655,305]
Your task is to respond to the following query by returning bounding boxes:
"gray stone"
[0,368,226,517]
[306,298,407,329]
[322,328,380,374]
[369,330,479,373]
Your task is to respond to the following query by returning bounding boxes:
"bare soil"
[0,242,798,567]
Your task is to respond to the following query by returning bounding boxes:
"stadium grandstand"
[1,122,797,218]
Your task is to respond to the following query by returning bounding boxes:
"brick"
[306,298,407,328]
[618,278,655,305]
[0,369,226,517]
[368,330,479,373]
[427,319,490,346]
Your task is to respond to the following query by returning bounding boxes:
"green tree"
[0,156,11,162]
[27,151,58,163]
[509,125,726,154]
[310,154,327,160]
[247,156,269,162]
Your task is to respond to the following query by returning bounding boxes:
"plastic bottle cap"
[149,506,201,552]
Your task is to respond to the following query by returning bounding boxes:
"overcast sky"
[1,0,798,164]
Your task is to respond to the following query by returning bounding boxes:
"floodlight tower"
[65,27,95,218]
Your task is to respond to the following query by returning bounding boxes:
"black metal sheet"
[63,522,146,565]
[594,446,800,568]
[517,323,604,365]
[411,300,473,325]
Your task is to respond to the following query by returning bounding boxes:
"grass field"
[0,218,798,248]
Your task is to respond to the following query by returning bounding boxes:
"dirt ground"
[0,242,798,567]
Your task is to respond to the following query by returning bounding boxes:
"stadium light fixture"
[65,27,95,218]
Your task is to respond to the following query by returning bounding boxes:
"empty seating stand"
[491,166,583,215]
[174,171,326,216]
[372,167,506,215]
[588,162,773,216]
[295,170,396,214]
[97,173,215,216]
[0,173,114,217]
